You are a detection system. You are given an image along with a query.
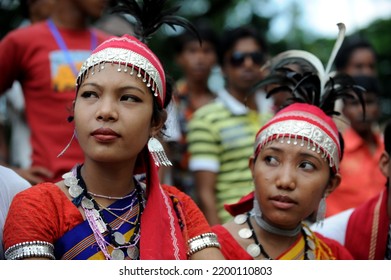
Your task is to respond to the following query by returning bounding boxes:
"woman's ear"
[67,100,76,122]
[324,173,341,198]
[151,109,167,136]
[379,151,390,178]
[249,156,256,178]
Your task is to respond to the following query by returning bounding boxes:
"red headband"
[254,103,341,171]
[77,35,166,107]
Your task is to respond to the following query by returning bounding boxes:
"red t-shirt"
[326,128,386,217]
[0,21,109,181]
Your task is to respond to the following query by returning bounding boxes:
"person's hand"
[13,166,54,185]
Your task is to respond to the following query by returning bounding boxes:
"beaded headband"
[254,103,341,171]
[76,35,166,107]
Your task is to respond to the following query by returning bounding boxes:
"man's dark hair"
[172,19,219,54]
[334,35,377,71]
[353,75,381,94]
[217,25,267,66]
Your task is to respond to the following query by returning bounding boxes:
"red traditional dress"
[4,152,212,260]
[213,192,353,260]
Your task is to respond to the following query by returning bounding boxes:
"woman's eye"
[265,156,279,166]
[120,95,141,102]
[80,91,97,98]
[299,161,315,170]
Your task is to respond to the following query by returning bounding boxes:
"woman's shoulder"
[10,182,74,216]
[161,184,189,199]
[14,182,65,199]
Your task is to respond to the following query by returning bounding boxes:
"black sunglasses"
[229,51,264,67]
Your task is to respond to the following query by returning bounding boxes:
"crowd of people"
[0,0,389,260]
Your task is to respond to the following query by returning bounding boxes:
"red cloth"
[0,22,108,182]
[345,189,389,260]
[4,156,210,259]
[326,128,386,217]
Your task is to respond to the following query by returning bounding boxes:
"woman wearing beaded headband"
[3,0,223,260]
[211,23,365,260]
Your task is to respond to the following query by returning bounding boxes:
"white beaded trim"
[4,241,55,260]
[187,233,220,256]
[255,119,340,170]
[77,47,163,102]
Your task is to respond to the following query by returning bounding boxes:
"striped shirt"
[188,89,272,222]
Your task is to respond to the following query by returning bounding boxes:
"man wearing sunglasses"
[187,25,273,225]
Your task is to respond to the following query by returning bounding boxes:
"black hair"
[385,120,391,155]
[172,19,219,54]
[217,25,267,66]
[352,75,381,94]
[334,36,377,71]
[151,74,174,133]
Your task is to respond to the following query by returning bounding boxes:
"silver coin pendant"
[246,243,261,258]
[111,249,125,260]
[113,232,126,246]
[81,197,94,209]
[234,214,248,225]
[127,246,139,260]
[238,228,252,239]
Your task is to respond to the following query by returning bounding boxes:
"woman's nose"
[96,97,118,121]
[275,165,296,190]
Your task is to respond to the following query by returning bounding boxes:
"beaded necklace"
[235,212,316,260]
[63,165,145,260]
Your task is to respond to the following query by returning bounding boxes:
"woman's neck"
[81,160,136,199]
[252,217,300,259]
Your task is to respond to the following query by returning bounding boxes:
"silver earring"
[316,197,327,225]
[147,137,172,167]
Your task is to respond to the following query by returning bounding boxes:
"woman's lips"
[91,128,120,142]
[270,195,297,210]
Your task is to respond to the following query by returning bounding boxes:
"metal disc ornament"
[307,238,316,250]
[81,197,94,209]
[238,228,252,239]
[306,250,315,260]
[113,232,126,246]
[127,246,139,259]
[111,249,125,260]
[64,176,78,187]
[234,214,248,225]
[69,185,83,198]
[62,172,73,179]
[303,226,312,236]
[246,243,261,258]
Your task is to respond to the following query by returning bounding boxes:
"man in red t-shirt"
[0,0,109,184]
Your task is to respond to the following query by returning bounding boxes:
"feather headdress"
[112,0,200,43]
[77,0,201,108]
[256,23,366,117]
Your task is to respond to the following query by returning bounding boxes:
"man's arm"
[194,170,220,225]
